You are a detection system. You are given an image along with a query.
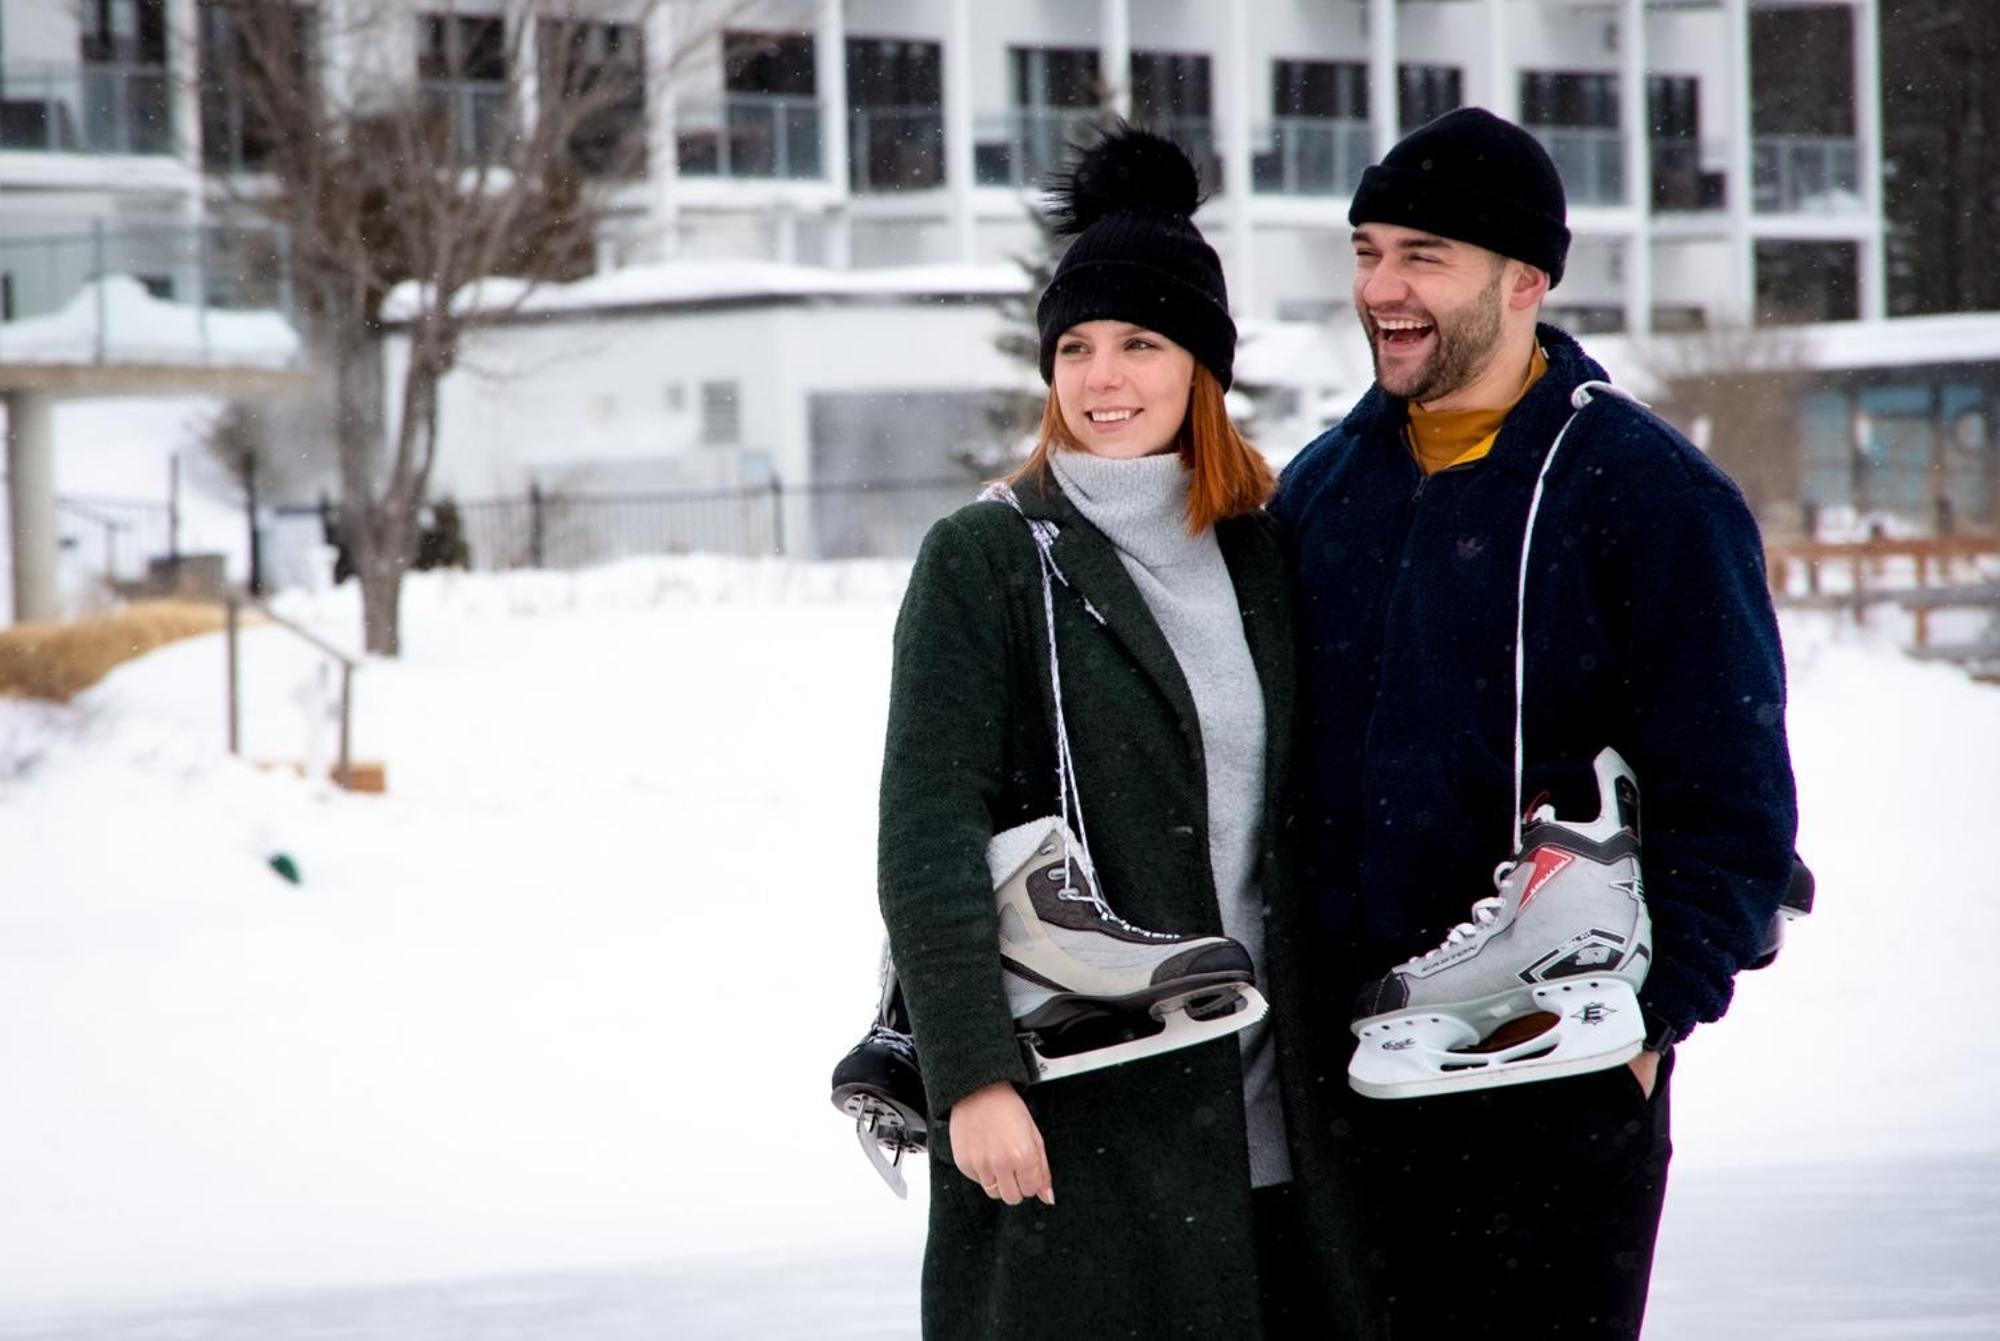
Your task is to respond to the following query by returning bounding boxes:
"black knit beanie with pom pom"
[1035,124,1236,390]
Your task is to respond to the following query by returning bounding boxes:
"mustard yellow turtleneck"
[1405,344,1549,477]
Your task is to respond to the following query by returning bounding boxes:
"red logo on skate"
[1518,849,1575,911]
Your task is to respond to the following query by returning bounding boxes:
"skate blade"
[1026,986,1269,1083]
[855,1123,909,1199]
[1349,979,1644,1100]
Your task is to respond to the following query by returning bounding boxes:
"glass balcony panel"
[680,94,822,180]
[973,107,1100,188]
[419,79,511,166]
[1529,125,1626,206]
[1253,117,1371,196]
[0,222,298,366]
[1753,135,1863,214]
[1651,140,1728,212]
[849,105,944,193]
[0,63,173,155]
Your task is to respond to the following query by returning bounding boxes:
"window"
[419,14,509,164]
[982,48,1100,186]
[1132,52,1214,182]
[725,31,816,96]
[199,1,316,174]
[848,38,943,191]
[1275,61,1367,121]
[1647,75,1720,210]
[1521,72,1622,204]
[540,18,646,177]
[1132,51,1211,122]
[419,14,507,81]
[1259,61,1370,195]
[1521,72,1619,129]
[702,381,741,446]
[1399,64,1461,131]
[1011,47,1099,110]
[848,38,941,109]
[81,0,166,64]
[1756,241,1859,324]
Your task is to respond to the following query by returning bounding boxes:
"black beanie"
[1348,107,1571,287]
[1036,125,1236,390]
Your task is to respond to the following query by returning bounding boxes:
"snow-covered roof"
[382,259,1033,325]
[1233,318,1372,394]
[1591,312,2000,399]
[0,275,302,370]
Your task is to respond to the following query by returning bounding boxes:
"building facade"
[2,0,1888,332]
[12,0,1997,550]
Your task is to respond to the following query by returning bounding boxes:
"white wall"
[401,294,1024,502]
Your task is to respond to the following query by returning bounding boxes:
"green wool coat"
[877,476,1376,1340]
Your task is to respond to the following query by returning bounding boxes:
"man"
[1270,108,1797,1336]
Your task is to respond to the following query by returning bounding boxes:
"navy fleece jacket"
[1271,324,1797,1042]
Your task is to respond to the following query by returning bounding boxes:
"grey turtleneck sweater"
[1048,447,1292,1190]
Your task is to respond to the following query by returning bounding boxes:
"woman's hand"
[949,1081,1055,1207]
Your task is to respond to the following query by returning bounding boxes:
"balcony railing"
[0,221,298,367]
[420,78,511,166]
[679,93,822,180]
[1651,139,1726,212]
[974,107,1102,187]
[1529,125,1625,206]
[1253,116,1371,197]
[0,63,172,156]
[1754,134,1861,215]
[975,109,1218,191]
[849,105,944,193]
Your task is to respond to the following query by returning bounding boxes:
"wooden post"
[226,595,241,755]
[338,661,353,784]
[769,472,786,556]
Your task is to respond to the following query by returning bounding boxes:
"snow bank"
[0,557,1992,1315]
[0,275,301,368]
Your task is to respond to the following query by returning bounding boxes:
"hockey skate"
[829,959,928,1198]
[1349,747,1653,1100]
[989,817,1268,1083]
[1748,855,1816,971]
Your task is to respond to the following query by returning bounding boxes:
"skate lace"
[983,481,1112,914]
[865,1023,917,1061]
[1054,880,1175,939]
[1417,895,1506,964]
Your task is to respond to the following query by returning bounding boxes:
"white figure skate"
[1349,747,1652,1100]
[989,818,1268,1082]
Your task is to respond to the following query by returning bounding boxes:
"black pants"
[1348,1049,1676,1340]
[1253,1180,1321,1340]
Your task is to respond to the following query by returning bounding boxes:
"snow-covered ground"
[0,558,1995,1337]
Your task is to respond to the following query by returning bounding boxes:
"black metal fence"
[445,475,987,570]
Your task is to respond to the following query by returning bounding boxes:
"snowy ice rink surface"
[1,556,1996,1338]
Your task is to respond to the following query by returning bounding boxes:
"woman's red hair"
[1011,366,1275,533]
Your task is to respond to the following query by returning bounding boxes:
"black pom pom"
[1044,122,1205,237]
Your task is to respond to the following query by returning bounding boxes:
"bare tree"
[1634,322,1816,533]
[198,0,749,653]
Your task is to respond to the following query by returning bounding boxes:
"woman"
[877,128,1371,1338]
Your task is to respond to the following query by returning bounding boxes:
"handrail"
[224,593,360,785]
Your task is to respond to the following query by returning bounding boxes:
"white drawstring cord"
[1508,380,1640,858]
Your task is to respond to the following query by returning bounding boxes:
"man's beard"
[1366,267,1504,405]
